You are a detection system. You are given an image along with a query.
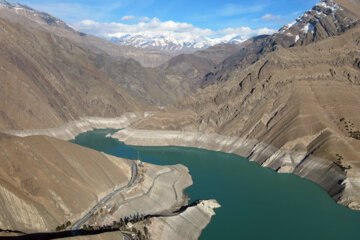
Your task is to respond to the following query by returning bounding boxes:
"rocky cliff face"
[278,0,358,46]
[127,21,360,209]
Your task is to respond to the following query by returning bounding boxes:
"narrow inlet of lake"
[71,129,360,240]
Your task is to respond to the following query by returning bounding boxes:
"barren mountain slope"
[0,18,148,131]
[129,24,360,208]
[192,44,245,65]
[0,0,171,67]
[155,54,218,99]
[92,55,191,106]
[0,1,246,105]
[150,44,245,102]
[94,43,242,105]
[203,0,360,86]
[0,133,133,232]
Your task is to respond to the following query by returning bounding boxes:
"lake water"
[71,129,360,239]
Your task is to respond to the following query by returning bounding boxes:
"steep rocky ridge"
[203,0,360,86]
[121,23,360,209]
[202,35,271,86]
[0,0,171,67]
[278,0,358,46]
[0,17,148,131]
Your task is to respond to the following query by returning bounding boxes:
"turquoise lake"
[71,129,360,239]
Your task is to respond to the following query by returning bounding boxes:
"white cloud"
[121,15,135,21]
[219,26,276,36]
[73,18,277,45]
[139,16,150,22]
[256,27,278,35]
[261,14,281,21]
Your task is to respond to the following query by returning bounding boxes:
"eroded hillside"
[128,22,360,208]
[0,18,148,131]
[0,133,133,232]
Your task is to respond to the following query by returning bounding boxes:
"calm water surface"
[71,129,360,240]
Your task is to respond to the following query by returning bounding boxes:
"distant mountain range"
[108,34,246,53]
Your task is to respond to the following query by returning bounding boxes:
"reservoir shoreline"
[72,129,360,240]
[3,112,357,211]
[1,115,222,239]
[111,127,359,210]
[2,112,148,141]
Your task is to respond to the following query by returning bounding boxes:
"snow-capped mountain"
[277,0,357,45]
[108,34,247,53]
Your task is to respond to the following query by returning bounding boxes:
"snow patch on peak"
[295,35,300,42]
[301,23,315,33]
[279,0,345,36]
[280,21,297,33]
[316,0,342,11]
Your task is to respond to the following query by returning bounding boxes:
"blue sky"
[19,0,318,42]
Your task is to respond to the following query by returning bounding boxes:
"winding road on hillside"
[71,161,137,230]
